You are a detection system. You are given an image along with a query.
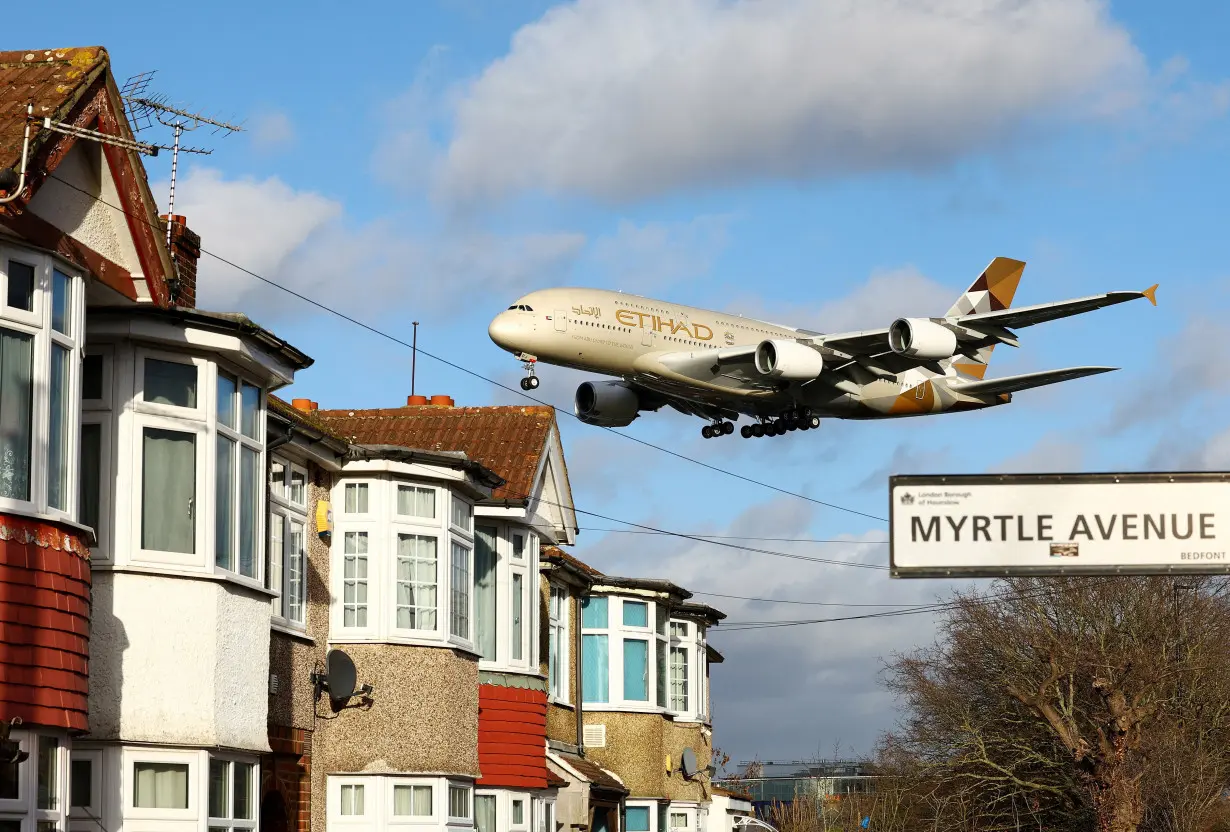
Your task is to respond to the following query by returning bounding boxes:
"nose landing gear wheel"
[520,375,540,391]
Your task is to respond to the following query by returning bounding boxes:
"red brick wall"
[477,683,550,789]
[0,515,91,732]
[262,725,312,832]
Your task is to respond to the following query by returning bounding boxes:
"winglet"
[1142,283,1159,306]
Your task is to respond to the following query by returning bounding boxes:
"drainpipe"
[0,104,34,206]
[576,590,585,755]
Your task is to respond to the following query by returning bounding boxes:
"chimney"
[160,214,200,308]
[291,398,313,412]
[429,395,454,407]
[406,395,429,406]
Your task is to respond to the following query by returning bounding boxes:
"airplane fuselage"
[488,287,1002,421]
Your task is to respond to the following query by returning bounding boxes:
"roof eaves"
[347,444,506,489]
[591,575,693,600]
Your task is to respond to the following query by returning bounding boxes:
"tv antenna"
[120,71,243,298]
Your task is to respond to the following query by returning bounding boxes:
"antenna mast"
[120,71,243,301]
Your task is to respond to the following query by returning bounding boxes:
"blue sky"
[16,0,1230,764]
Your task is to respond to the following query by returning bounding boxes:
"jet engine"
[754,339,825,381]
[888,318,958,360]
[575,380,641,427]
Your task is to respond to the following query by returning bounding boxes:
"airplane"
[487,258,1158,439]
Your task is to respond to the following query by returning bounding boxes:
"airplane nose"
[488,312,519,351]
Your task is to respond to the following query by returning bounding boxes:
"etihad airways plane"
[487,258,1158,439]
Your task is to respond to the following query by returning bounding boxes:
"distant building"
[717,760,877,815]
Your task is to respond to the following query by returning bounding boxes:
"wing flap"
[950,366,1117,396]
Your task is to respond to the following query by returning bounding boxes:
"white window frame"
[206,754,258,832]
[133,350,208,422]
[395,483,437,522]
[0,245,84,522]
[623,799,658,832]
[387,779,435,824]
[669,619,709,721]
[328,776,473,830]
[533,795,556,832]
[329,776,372,826]
[270,455,308,629]
[130,411,208,568]
[123,748,197,821]
[213,365,265,583]
[581,594,664,712]
[547,583,570,704]
[0,728,69,832]
[448,539,473,646]
[328,477,477,654]
[342,481,373,517]
[79,346,114,562]
[446,782,471,825]
[67,749,102,822]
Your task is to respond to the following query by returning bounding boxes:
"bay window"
[0,247,83,519]
[270,456,308,627]
[215,372,263,578]
[548,585,569,702]
[472,522,536,672]
[79,348,112,558]
[670,622,690,713]
[475,526,498,658]
[331,476,474,651]
[582,595,669,710]
[0,729,68,832]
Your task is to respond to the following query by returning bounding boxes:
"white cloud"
[438,0,1147,204]
[248,110,297,152]
[161,167,585,321]
[989,434,1086,473]
[589,215,733,293]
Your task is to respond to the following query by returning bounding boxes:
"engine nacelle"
[888,318,958,360]
[574,380,641,427]
[754,339,826,381]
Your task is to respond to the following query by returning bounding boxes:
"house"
[0,45,312,832]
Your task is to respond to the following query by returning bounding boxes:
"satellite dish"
[325,649,357,702]
[681,748,699,779]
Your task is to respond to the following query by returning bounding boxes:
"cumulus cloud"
[248,110,296,152]
[572,495,963,760]
[589,215,734,293]
[437,0,1148,204]
[161,167,585,321]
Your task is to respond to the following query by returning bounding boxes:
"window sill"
[547,698,575,710]
[329,634,481,658]
[271,620,313,643]
[578,703,668,715]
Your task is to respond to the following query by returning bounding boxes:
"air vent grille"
[583,723,607,748]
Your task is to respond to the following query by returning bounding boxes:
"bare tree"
[884,577,1230,832]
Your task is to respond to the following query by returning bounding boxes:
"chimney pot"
[309,401,319,411]
[429,395,454,407]
[407,395,429,406]
[291,398,313,412]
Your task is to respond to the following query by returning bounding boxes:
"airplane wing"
[814,285,1158,380]
[948,366,1118,396]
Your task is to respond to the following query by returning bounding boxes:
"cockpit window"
[508,305,518,310]
[521,305,533,312]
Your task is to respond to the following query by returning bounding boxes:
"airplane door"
[641,325,653,347]
[554,310,567,332]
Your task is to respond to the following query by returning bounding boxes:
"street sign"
[889,472,1230,577]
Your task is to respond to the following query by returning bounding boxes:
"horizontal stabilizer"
[951,366,1117,396]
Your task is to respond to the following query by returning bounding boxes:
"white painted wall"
[705,795,756,832]
[88,571,271,751]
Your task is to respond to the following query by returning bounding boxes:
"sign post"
[889,472,1230,578]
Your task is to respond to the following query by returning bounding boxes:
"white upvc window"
[475,790,542,832]
[270,456,308,628]
[330,776,471,830]
[582,594,666,711]
[67,749,102,822]
[207,757,257,832]
[450,495,472,533]
[124,749,197,820]
[548,584,570,703]
[330,477,475,652]
[214,370,264,579]
[474,523,538,672]
[668,805,697,831]
[80,347,113,560]
[623,800,657,832]
[533,796,556,832]
[129,350,266,580]
[0,728,69,832]
[670,621,690,713]
[0,246,84,521]
[668,619,709,720]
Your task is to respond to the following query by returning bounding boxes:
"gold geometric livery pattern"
[947,257,1026,381]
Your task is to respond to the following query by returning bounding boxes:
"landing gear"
[519,355,540,391]
[701,420,735,439]
[741,408,820,438]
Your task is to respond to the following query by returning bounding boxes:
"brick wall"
[0,514,91,731]
[160,214,200,308]
[263,725,313,832]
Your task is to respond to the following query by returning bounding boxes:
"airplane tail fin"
[945,257,1027,380]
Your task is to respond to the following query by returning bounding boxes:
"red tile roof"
[315,405,556,504]
[0,47,109,173]
[542,545,602,577]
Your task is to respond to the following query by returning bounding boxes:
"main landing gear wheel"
[520,376,540,391]
[701,425,715,439]
[751,424,765,438]
[740,425,753,439]
[702,421,736,439]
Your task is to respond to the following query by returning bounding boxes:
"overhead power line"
[577,526,889,545]
[45,172,886,525]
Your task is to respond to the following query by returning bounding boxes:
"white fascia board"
[340,458,466,483]
[88,316,299,387]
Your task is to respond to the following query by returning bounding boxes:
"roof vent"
[429,395,454,407]
[407,395,429,406]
